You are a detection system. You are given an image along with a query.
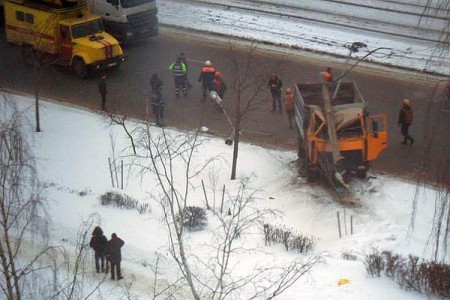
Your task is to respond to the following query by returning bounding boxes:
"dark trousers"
[174,76,187,96]
[202,82,214,101]
[153,106,164,126]
[110,261,122,279]
[272,92,282,111]
[95,251,106,273]
[100,92,106,111]
[286,110,294,128]
[401,124,414,143]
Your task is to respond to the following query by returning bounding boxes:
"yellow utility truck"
[294,81,387,189]
[4,0,126,78]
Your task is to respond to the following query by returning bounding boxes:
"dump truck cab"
[59,15,125,77]
[295,81,387,185]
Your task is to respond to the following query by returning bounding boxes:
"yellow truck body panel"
[4,0,126,77]
[5,1,90,54]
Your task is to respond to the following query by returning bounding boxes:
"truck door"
[366,114,387,161]
[59,25,72,63]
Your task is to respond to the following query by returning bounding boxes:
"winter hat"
[403,98,410,105]
[205,60,211,66]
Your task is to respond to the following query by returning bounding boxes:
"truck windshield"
[120,0,154,8]
[71,19,104,39]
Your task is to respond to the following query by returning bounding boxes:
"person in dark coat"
[106,233,125,280]
[268,73,283,113]
[89,226,108,273]
[98,73,107,111]
[398,98,414,145]
[198,60,216,102]
[151,90,165,127]
[150,73,163,95]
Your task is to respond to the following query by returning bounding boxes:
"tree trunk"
[230,120,240,180]
[34,71,41,132]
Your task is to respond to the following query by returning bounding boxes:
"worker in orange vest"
[321,67,334,82]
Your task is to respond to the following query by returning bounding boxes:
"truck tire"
[73,57,89,79]
[356,164,368,179]
[305,161,318,182]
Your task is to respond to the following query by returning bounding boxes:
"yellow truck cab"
[4,0,126,78]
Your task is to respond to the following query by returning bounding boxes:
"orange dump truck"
[294,81,387,187]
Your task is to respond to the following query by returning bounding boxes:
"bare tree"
[0,93,48,299]
[410,2,450,263]
[20,17,59,132]
[225,42,283,180]
[194,176,322,300]
[422,0,450,63]
[410,79,450,262]
[0,94,105,299]
[107,112,138,155]
[122,122,321,299]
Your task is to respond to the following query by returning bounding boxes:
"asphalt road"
[0,27,448,185]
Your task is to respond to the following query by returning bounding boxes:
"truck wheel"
[305,161,318,182]
[356,166,367,179]
[73,58,89,79]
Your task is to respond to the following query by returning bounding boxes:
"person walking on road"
[98,73,107,111]
[398,98,414,145]
[198,60,216,102]
[169,57,188,98]
[268,73,283,113]
[284,87,295,129]
[106,233,125,280]
[89,226,108,273]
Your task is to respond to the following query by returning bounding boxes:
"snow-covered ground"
[159,0,450,76]
[1,92,445,299]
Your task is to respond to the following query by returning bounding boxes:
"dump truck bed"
[296,82,365,107]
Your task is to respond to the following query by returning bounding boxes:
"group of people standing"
[99,61,415,145]
[89,226,125,280]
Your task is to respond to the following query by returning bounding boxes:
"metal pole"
[221,185,225,214]
[121,160,123,190]
[351,215,354,235]
[201,179,210,210]
[108,157,115,188]
[337,211,342,238]
[332,49,352,100]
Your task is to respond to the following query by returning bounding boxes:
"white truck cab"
[88,0,158,43]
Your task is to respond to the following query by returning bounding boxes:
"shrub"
[364,248,384,277]
[364,249,450,298]
[263,223,317,253]
[99,191,150,214]
[176,206,207,231]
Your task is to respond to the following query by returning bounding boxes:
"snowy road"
[159,0,449,76]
